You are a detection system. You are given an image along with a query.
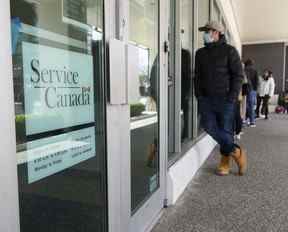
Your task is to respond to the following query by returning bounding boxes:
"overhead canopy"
[232,0,288,43]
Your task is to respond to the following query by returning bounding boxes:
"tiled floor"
[152,114,288,232]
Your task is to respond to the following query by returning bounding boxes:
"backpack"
[242,83,251,96]
[275,106,285,114]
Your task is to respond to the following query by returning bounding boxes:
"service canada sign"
[22,42,94,135]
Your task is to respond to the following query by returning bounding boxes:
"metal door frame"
[0,1,21,231]
[129,0,168,229]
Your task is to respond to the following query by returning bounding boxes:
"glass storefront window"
[197,0,210,134]
[180,0,193,144]
[10,0,107,231]
[129,0,160,213]
[168,0,195,163]
[197,0,210,135]
[212,0,221,22]
[197,0,210,49]
[167,0,178,161]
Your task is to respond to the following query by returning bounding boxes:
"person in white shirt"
[256,71,266,118]
[256,70,275,119]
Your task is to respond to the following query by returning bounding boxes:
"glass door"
[10,0,107,231]
[180,0,194,146]
[129,0,160,213]
[168,0,181,158]
[197,0,211,135]
[128,0,165,231]
[168,0,195,163]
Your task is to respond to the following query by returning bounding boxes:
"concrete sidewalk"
[152,114,288,232]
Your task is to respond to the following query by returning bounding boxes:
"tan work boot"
[231,147,247,176]
[217,155,231,176]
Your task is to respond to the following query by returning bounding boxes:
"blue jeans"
[198,96,236,156]
[246,90,257,124]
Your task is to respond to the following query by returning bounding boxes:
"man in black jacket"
[195,21,247,176]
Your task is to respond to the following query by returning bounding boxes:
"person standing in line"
[234,62,246,140]
[256,70,268,118]
[241,62,249,123]
[195,21,247,176]
[258,70,275,119]
[245,59,259,127]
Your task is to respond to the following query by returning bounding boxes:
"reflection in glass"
[129,0,160,213]
[180,0,193,143]
[168,0,195,163]
[197,0,210,49]
[167,0,177,160]
[212,0,221,22]
[10,0,107,231]
[197,0,210,134]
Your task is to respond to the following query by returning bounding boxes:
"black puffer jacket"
[194,36,243,102]
[245,65,258,91]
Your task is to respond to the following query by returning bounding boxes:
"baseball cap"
[198,21,224,34]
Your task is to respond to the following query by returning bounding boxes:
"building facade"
[0,0,241,231]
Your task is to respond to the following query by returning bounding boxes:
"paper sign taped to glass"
[22,42,95,135]
[17,127,96,183]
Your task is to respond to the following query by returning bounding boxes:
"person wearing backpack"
[244,59,259,127]
[241,62,249,123]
